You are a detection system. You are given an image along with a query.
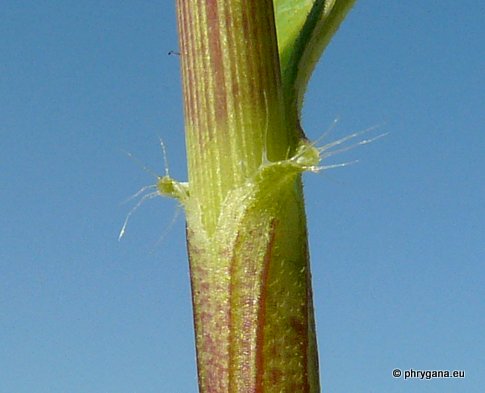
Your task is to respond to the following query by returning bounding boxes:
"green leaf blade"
[274,0,357,129]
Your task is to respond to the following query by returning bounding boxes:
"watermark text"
[392,368,465,380]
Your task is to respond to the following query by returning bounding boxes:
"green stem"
[176,0,320,391]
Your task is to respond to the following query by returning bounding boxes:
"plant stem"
[176,0,319,391]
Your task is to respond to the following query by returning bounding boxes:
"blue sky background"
[1,1,483,392]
